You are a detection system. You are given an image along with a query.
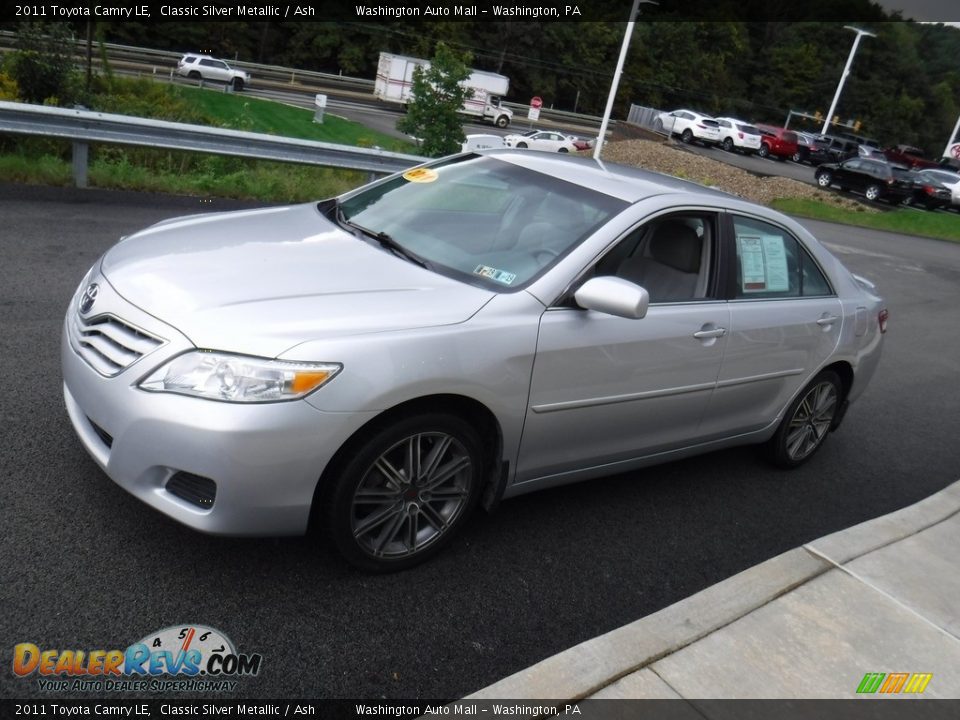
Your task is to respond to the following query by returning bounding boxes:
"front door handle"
[693,327,727,339]
[817,315,840,326]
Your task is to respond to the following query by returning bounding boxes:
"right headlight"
[139,351,342,403]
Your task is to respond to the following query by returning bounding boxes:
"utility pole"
[821,26,876,136]
[593,0,658,160]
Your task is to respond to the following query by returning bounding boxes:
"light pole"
[821,26,876,136]
[593,0,658,160]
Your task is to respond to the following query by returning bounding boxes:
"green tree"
[397,42,471,157]
[10,23,77,105]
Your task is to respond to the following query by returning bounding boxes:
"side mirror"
[574,276,649,319]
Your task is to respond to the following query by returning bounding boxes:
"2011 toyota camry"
[62,151,887,571]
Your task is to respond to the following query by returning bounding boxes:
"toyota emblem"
[79,283,99,314]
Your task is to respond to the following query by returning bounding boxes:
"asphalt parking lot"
[1,182,958,700]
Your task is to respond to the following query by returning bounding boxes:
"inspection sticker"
[474,265,517,285]
[402,168,439,183]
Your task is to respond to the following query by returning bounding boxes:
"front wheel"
[516,142,528,149]
[816,171,832,188]
[865,184,881,202]
[323,413,484,572]
[766,371,842,468]
[495,115,509,128]
[558,147,568,153]
[722,137,734,152]
[232,77,244,91]
[758,144,770,158]
[681,129,693,144]
[791,151,803,163]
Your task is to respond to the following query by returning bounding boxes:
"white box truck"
[375,52,514,128]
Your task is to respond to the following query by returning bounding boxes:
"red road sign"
[530,96,543,110]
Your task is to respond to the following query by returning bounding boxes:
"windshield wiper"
[321,197,433,270]
[338,213,432,271]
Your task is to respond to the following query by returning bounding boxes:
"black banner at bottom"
[3,699,960,720]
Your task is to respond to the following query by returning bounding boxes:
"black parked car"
[908,169,960,211]
[815,158,915,203]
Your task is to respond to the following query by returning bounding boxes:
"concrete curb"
[467,479,960,701]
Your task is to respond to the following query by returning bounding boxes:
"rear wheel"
[558,147,569,153]
[816,171,832,188]
[766,371,842,468]
[722,137,734,152]
[865,184,882,202]
[323,413,484,572]
[758,143,770,159]
[791,151,803,163]
[681,129,694,144]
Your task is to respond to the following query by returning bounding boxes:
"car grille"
[68,312,164,377]
[166,472,217,509]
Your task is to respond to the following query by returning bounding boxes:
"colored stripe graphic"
[857,673,885,694]
[857,672,932,694]
[904,673,933,694]
[880,673,909,693]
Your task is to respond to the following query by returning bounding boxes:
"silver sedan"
[62,151,887,571]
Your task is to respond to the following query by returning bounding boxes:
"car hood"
[101,203,494,358]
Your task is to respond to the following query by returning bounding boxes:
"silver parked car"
[62,152,887,571]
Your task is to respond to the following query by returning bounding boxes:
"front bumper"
[61,276,375,537]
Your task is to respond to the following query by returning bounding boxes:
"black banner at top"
[4,0,960,24]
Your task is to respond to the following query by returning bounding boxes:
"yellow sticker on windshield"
[403,168,439,183]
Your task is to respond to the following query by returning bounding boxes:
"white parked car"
[176,53,251,91]
[715,117,762,154]
[655,109,721,145]
[503,130,578,153]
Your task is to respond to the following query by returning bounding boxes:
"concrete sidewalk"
[469,479,960,700]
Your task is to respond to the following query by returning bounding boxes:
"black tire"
[816,171,832,188]
[865,184,882,202]
[758,143,770,159]
[558,147,569,153]
[766,371,842,469]
[323,413,484,572]
[495,115,509,128]
[232,77,244,91]
[722,137,734,152]
[516,142,528,149]
[681,129,693,144]
[188,71,201,80]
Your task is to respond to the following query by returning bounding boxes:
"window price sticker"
[738,234,789,292]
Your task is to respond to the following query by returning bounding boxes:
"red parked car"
[755,125,800,161]
[883,145,941,170]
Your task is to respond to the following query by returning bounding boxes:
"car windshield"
[338,155,627,291]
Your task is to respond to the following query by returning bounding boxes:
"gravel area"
[599,138,876,212]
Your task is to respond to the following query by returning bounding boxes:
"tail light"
[923,185,935,195]
[878,309,889,333]
[738,132,744,139]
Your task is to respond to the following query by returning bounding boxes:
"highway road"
[1,182,959,700]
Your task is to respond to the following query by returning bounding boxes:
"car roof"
[479,150,733,204]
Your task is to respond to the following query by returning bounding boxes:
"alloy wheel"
[350,432,473,559]
[784,381,838,462]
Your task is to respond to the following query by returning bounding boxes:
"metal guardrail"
[0,101,424,187]
[0,31,603,130]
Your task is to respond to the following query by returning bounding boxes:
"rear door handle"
[693,327,727,339]
[817,315,840,326]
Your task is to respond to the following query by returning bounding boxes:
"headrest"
[649,220,702,274]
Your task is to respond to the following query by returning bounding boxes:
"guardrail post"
[72,141,89,188]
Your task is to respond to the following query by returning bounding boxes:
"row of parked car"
[655,109,960,211]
